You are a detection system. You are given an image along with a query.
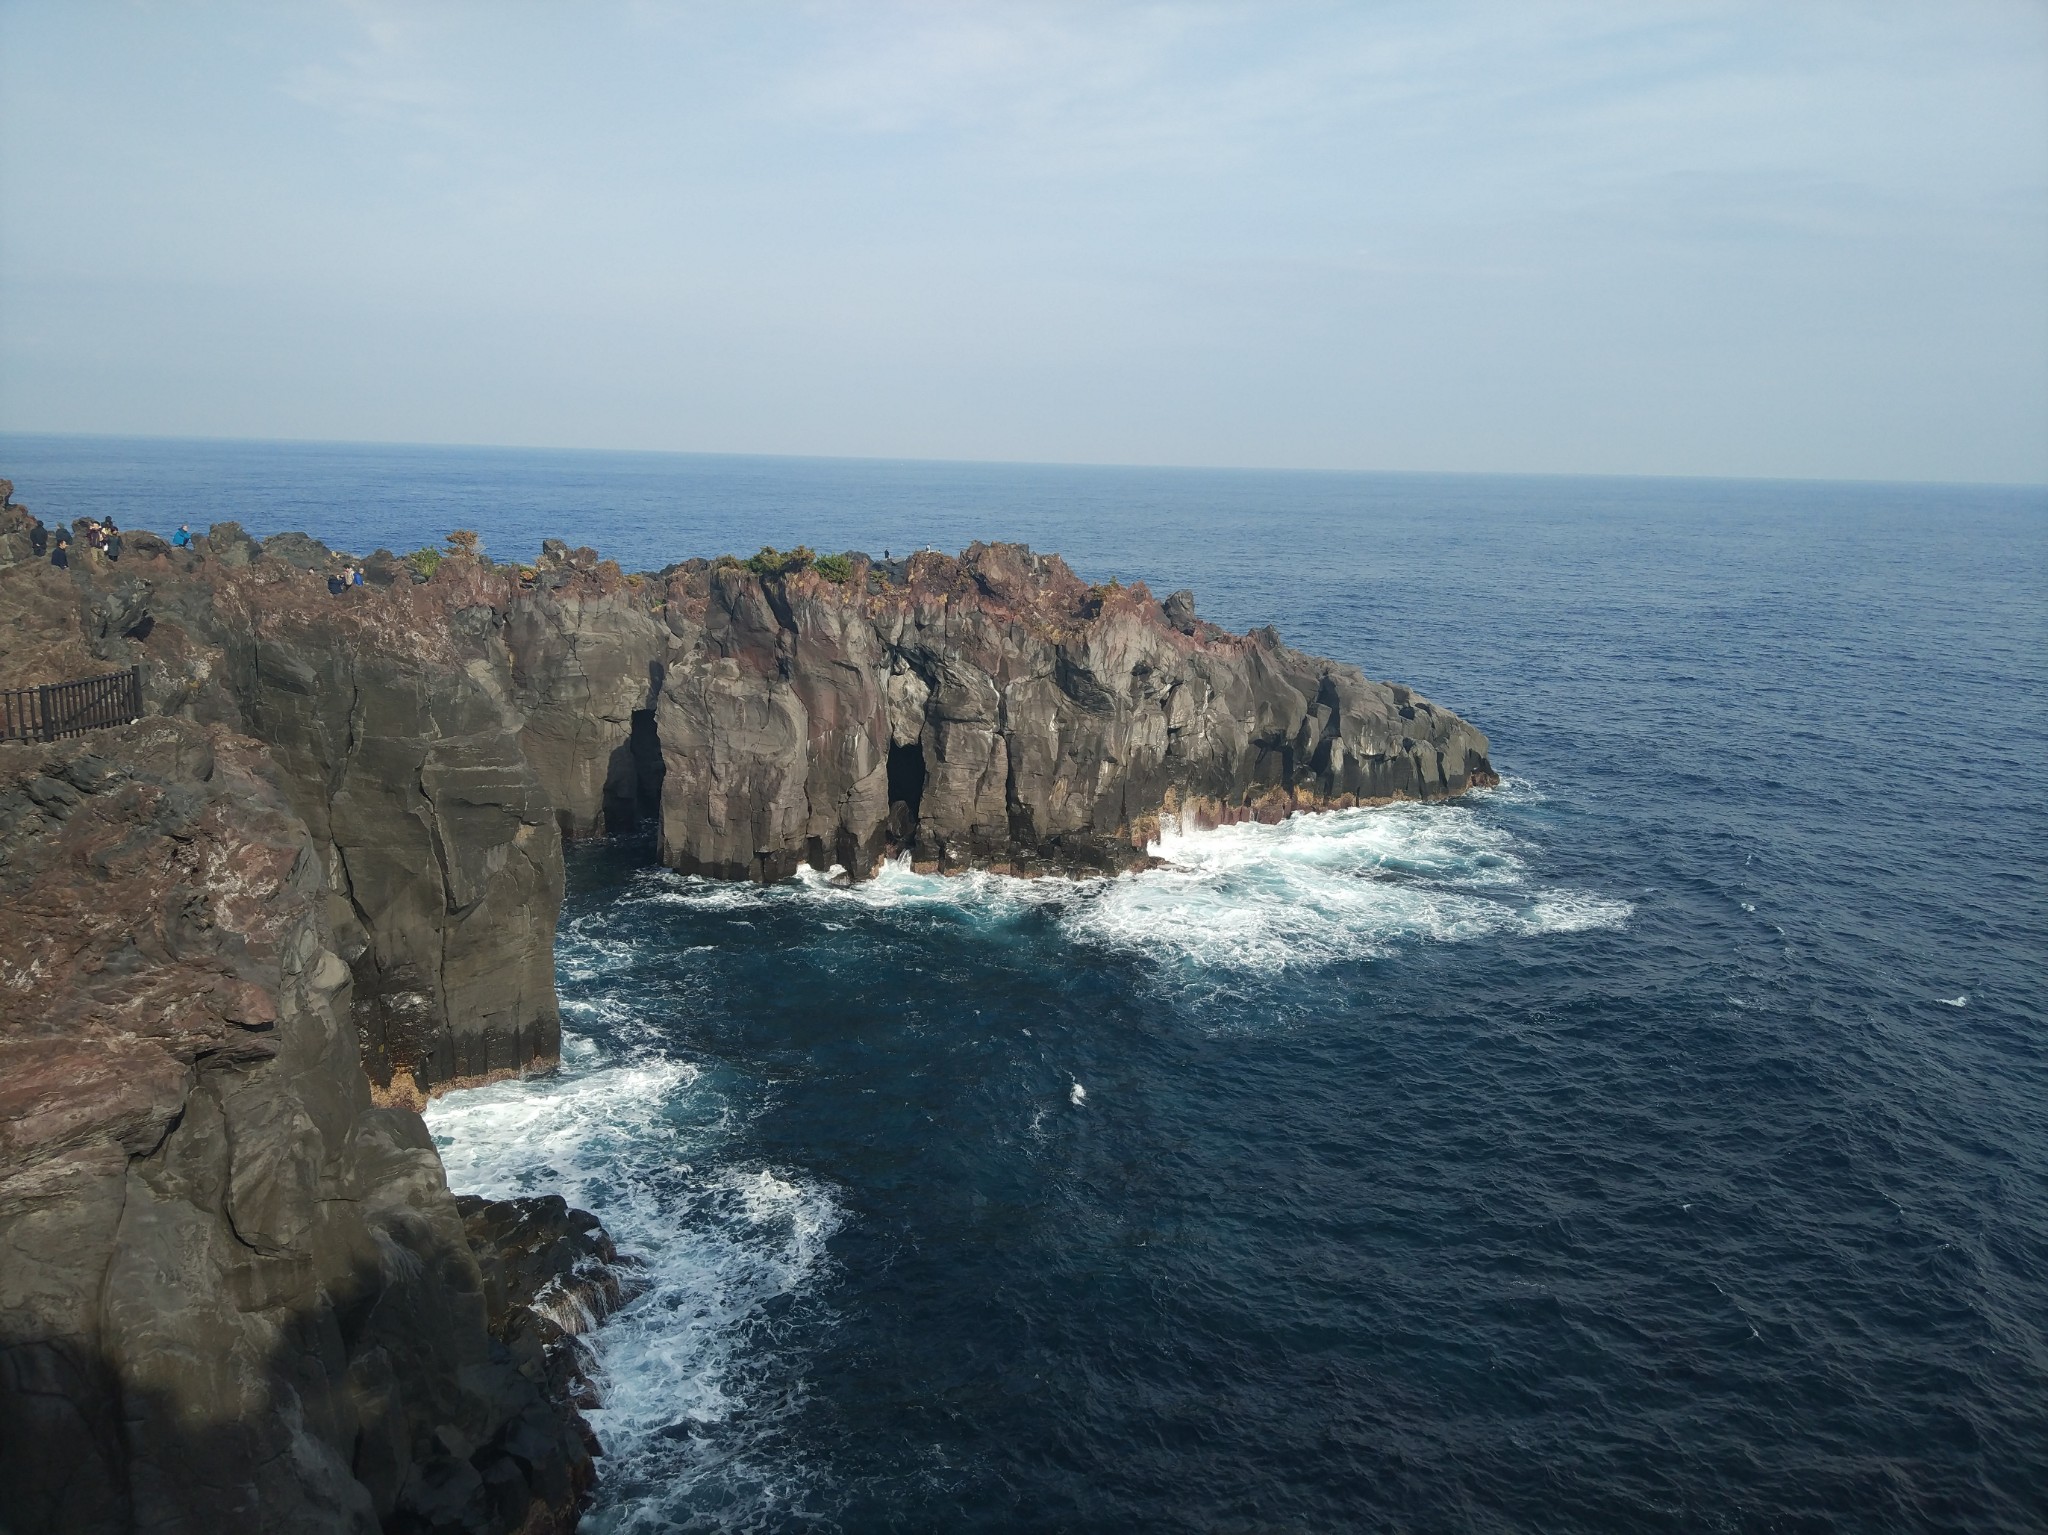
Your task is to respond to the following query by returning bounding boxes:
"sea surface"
[6,434,2046,1532]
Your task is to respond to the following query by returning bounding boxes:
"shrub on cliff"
[405,546,443,580]
[745,545,815,578]
[813,552,854,583]
[445,528,483,559]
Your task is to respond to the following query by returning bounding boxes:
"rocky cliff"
[0,719,613,1535]
[1,515,577,1103]
[653,544,1495,880]
[1,480,1494,1534]
[4,502,1493,1095]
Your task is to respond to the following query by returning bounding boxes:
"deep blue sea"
[5,434,2046,1533]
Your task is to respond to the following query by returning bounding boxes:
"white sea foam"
[622,799,1631,978]
[1066,803,1632,974]
[424,1038,842,1529]
[1938,995,1968,1007]
[1476,772,1547,805]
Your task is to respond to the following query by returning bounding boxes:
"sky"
[1,1,2044,483]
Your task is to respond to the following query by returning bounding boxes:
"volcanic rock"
[4,495,1494,1091]
[651,544,1495,878]
[0,719,615,1535]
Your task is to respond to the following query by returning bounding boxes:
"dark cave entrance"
[601,708,667,841]
[887,741,927,845]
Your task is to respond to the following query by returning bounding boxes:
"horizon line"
[1,426,2043,496]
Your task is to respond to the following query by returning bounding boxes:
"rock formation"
[653,545,1495,880]
[1,515,571,1103]
[4,502,1492,1095]
[0,719,613,1535]
[1,478,1495,1533]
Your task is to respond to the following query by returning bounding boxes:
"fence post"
[37,683,54,743]
[130,664,143,723]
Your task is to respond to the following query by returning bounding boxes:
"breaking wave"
[426,792,1629,1527]
[1077,801,1632,971]
[640,797,1632,977]
[425,1015,843,1530]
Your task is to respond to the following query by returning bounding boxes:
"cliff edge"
[3,500,1494,1095]
[0,720,612,1535]
[1,480,1495,1533]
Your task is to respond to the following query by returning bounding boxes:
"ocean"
[5,434,2044,1532]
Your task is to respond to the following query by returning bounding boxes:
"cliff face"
[1,518,568,1102]
[0,720,604,1535]
[219,572,566,1105]
[1,480,1497,1532]
[503,541,669,841]
[652,545,1496,879]
[3,503,1493,1088]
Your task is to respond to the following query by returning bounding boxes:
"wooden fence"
[1,666,144,744]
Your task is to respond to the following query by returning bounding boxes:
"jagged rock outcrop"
[4,498,1494,1094]
[0,720,616,1535]
[2,513,565,1103]
[651,544,1495,879]
[1,476,1498,1532]
[503,541,668,839]
[455,1194,637,1422]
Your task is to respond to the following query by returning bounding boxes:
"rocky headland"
[0,479,1493,1533]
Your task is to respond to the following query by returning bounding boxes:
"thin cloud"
[280,0,473,137]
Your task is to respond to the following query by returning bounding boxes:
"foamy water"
[1080,799,1631,971]
[425,1003,844,1531]
[426,796,1633,1528]
[649,793,1631,980]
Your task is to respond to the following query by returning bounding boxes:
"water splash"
[631,799,1631,979]
[423,1017,842,1531]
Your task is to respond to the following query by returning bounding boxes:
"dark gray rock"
[205,520,260,567]
[456,1193,639,1422]
[503,575,668,838]
[218,573,566,1102]
[652,543,1495,878]
[259,530,339,570]
[0,720,600,1535]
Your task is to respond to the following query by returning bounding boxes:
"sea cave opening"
[887,740,927,846]
[600,707,667,844]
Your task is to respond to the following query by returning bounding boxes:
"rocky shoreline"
[0,479,1493,1533]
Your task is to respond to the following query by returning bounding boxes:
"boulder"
[205,520,261,567]
[258,530,339,570]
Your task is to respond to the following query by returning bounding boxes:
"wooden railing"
[1,666,144,744]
